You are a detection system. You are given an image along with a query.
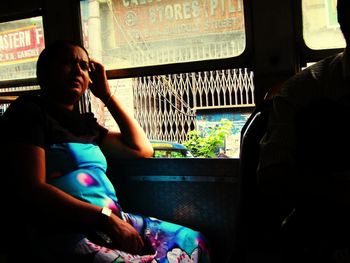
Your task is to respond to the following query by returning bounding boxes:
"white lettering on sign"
[0,30,32,51]
[123,0,162,7]
[149,1,201,23]
[17,48,40,59]
[209,0,241,15]
[0,26,45,65]
[35,28,44,45]
[204,17,234,30]
[148,0,241,23]
[112,0,244,45]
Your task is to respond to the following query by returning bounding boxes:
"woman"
[2,40,210,263]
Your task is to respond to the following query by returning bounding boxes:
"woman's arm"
[7,142,144,253]
[88,60,153,158]
[100,96,154,158]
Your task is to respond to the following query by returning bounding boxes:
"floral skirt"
[29,213,211,263]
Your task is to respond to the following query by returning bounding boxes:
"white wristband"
[101,207,112,221]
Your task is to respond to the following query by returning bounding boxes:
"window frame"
[78,0,253,80]
[0,9,44,96]
[78,0,254,159]
[295,0,344,66]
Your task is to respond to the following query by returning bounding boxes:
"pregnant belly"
[47,168,121,213]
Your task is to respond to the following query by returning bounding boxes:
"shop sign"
[0,25,44,65]
[111,0,244,44]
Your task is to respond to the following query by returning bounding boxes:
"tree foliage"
[183,119,233,158]
[153,150,184,158]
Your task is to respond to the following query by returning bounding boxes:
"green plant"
[183,119,233,158]
[153,150,184,158]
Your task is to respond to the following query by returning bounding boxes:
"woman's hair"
[36,40,89,89]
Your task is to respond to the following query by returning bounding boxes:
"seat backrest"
[232,86,293,262]
[236,99,278,237]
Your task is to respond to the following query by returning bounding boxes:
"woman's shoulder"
[7,94,44,110]
[3,94,46,123]
[10,94,43,107]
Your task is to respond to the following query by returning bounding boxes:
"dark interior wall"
[250,0,298,103]
[0,0,42,18]
[108,158,240,263]
[41,0,82,45]
[0,0,82,45]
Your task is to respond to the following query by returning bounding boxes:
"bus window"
[0,16,44,113]
[80,0,245,69]
[86,70,254,159]
[80,0,253,159]
[302,0,345,50]
[0,16,45,81]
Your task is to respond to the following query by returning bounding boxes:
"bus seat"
[279,97,350,262]
[232,84,293,263]
[107,157,237,263]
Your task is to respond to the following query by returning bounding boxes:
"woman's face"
[45,45,90,108]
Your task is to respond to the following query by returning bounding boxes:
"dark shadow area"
[108,158,239,263]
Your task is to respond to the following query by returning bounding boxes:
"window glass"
[80,0,245,69]
[0,16,44,81]
[302,0,345,50]
[89,69,254,159]
[80,0,251,159]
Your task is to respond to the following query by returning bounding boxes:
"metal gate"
[134,68,254,143]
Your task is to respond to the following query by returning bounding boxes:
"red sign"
[0,25,45,65]
[111,0,244,45]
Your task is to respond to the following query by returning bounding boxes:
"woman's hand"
[88,58,153,159]
[103,213,144,254]
[88,59,112,104]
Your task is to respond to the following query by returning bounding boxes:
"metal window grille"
[0,85,40,115]
[0,68,254,145]
[134,68,254,143]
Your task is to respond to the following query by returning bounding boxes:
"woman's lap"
[28,213,211,263]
